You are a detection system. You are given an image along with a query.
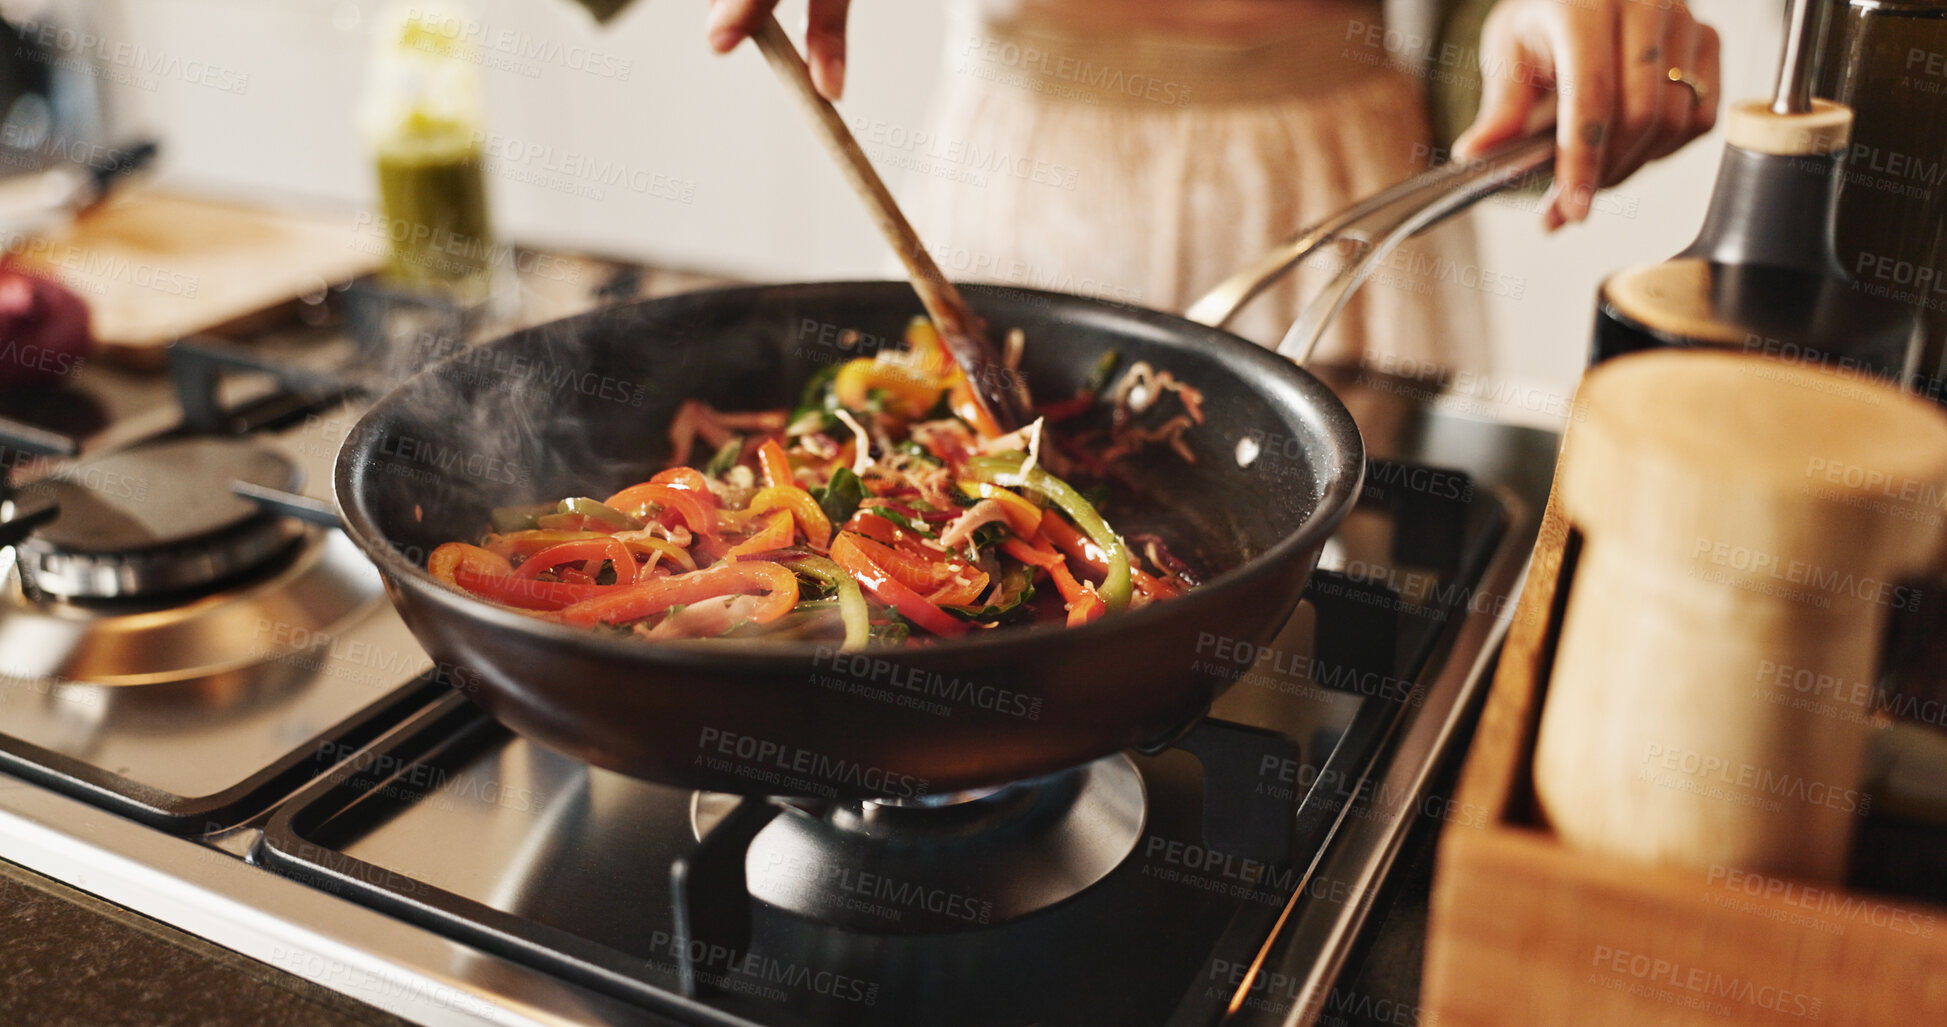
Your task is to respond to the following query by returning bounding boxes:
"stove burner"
[13,439,306,599]
[0,528,380,686]
[691,754,1146,933]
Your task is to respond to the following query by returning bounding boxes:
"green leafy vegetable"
[969,521,1010,550]
[786,363,844,437]
[815,466,864,525]
[871,505,937,539]
[895,440,941,466]
[790,555,870,650]
[869,618,912,647]
[946,563,1037,623]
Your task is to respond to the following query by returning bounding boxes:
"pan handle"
[1181,130,1556,364]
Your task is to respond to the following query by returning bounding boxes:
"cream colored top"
[906,0,1490,368]
[971,0,1384,44]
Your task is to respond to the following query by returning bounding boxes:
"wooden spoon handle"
[750,15,1025,431]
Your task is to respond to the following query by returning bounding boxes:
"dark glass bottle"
[1591,2,1922,385]
[1591,101,1920,384]
[1815,0,1947,402]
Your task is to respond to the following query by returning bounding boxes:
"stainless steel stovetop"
[0,282,1555,1027]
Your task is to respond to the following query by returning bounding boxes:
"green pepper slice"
[964,451,1132,612]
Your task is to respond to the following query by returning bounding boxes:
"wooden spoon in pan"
[749,15,1029,433]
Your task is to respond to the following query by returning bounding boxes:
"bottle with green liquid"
[360,3,496,303]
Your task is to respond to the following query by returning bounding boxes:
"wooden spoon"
[749,15,1028,432]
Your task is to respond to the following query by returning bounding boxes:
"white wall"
[88,0,1784,393]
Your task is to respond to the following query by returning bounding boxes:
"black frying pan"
[331,137,1556,800]
[335,282,1360,800]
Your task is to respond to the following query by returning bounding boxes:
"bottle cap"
[1724,98,1853,156]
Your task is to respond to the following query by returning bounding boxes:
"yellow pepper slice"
[957,482,1043,537]
[746,485,833,549]
[834,358,944,420]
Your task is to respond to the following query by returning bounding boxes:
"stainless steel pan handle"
[1182,130,1557,365]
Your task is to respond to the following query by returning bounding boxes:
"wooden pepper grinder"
[1532,350,1947,881]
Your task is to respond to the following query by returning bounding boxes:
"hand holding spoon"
[747,15,1029,433]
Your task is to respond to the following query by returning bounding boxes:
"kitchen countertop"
[0,857,411,1027]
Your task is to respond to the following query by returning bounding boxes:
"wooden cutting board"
[10,190,381,368]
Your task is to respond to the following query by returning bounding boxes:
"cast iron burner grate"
[13,437,307,600]
[0,332,459,833]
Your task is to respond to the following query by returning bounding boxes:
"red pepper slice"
[757,438,795,489]
[650,467,720,505]
[606,482,716,536]
[1001,537,1063,569]
[484,529,604,560]
[1044,555,1089,605]
[1065,583,1107,626]
[1036,393,1096,423]
[831,532,968,638]
[849,510,902,545]
[845,513,957,590]
[927,568,990,608]
[1038,515,1177,600]
[430,542,512,582]
[994,531,1101,623]
[1031,545,1104,625]
[557,560,799,627]
[459,568,614,610]
[517,538,641,585]
[430,543,614,610]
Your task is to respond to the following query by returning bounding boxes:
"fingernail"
[1538,182,1563,217]
[1571,188,1594,222]
[709,26,739,52]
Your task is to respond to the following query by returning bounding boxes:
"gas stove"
[0,273,1554,1027]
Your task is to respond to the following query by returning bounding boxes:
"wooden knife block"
[1424,350,1947,1027]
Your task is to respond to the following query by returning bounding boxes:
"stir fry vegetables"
[426,317,1199,648]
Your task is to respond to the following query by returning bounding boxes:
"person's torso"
[966,0,1384,46]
